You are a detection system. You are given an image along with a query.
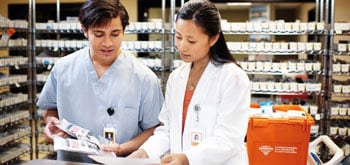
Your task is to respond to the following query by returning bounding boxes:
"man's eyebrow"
[92,30,104,33]
[111,29,122,33]
[91,29,122,33]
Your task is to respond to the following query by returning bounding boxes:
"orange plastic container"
[247,105,315,165]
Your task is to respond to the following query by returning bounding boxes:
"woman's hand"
[161,153,189,165]
[127,148,149,158]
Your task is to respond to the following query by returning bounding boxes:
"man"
[37,0,163,162]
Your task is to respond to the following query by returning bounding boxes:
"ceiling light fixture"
[226,2,252,6]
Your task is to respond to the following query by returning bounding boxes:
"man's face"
[82,16,124,63]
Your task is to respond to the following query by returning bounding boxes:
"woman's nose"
[176,40,186,50]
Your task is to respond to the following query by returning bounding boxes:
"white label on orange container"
[274,146,297,154]
[259,146,273,156]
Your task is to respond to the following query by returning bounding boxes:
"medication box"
[247,105,314,165]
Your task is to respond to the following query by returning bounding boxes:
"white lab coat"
[141,61,250,165]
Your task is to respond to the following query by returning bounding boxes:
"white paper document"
[53,119,112,155]
[88,155,160,165]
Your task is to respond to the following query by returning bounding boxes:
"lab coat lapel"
[178,63,191,126]
[170,63,191,152]
[190,61,217,105]
[182,61,217,150]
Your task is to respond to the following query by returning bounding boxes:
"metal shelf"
[0,27,28,32]
[251,91,319,96]
[229,50,324,55]
[36,29,166,34]
[330,115,350,120]
[246,71,321,75]
[331,93,350,102]
[223,31,325,35]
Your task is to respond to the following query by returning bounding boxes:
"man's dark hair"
[79,0,129,30]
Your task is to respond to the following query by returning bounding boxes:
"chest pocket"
[117,106,138,124]
[114,106,139,142]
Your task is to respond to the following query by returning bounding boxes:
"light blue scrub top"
[37,47,163,162]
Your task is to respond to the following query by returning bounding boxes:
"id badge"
[190,127,203,147]
[103,127,116,144]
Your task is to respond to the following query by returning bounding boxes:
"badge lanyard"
[104,107,117,144]
[190,103,203,148]
[188,75,210,148]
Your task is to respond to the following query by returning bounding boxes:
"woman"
[129,0,250,164]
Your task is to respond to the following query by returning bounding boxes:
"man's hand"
[101,143,121,155]
[100,126,158,156]
[43,116,67,142]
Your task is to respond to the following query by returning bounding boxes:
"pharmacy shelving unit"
[324,0,350,159]
[0,20,32,164]
[222,21,325,139]
[34,21,88,158]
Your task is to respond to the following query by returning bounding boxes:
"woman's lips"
[180,52,190,57]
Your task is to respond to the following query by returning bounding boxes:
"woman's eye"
[189,41,196,44]
[112,34,120,37]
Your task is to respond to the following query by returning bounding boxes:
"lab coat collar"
[179,60,218,81]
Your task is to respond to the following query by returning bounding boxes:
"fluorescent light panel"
[226,2,252,6]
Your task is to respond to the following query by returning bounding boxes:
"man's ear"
[209,33,220,47]
[81,24,88,38]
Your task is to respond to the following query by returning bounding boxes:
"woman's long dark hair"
[176,0,237,65]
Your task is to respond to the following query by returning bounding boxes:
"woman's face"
[82,16,124,64]
[175,19,217,64]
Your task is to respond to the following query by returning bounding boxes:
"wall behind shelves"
[334,0,350,22]
[1,0,137,18]
[334,0,350,43]
[0,0,138,41]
